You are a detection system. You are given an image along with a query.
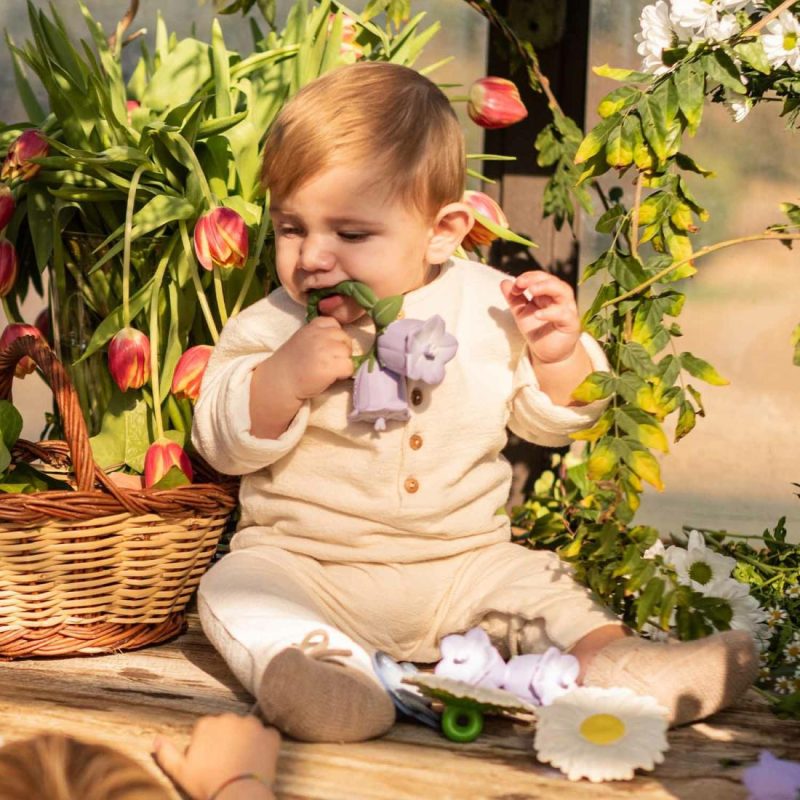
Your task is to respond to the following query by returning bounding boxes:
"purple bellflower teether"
[306,280,458,431]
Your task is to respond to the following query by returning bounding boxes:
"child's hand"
[500,271,582,364]
[154,713,279,800]
[274,316,355,400]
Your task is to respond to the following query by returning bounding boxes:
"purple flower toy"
[306,280,458,432]
[742,750,800,800]
[435,627,506,689]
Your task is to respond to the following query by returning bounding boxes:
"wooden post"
[481,0,592,506]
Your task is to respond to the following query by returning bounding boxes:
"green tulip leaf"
[141,38,213,111]
[371,296,404,330]
[0,461,73,494]
[89,390,152,474]
[0,400,23,454]
[0,440,11,475]
[150,464,191,490]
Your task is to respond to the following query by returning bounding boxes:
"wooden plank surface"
[0,614,797,799]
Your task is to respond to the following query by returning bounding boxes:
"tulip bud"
[144,437,194,488]
[0,323,44,378]
[461,190,509,251]
[108,326,151,391]
[0,185,15,232]
[171,344,213,402]
[1,129,49,183]
[0,241,18,298]
[467,77,528,130]
[193,207,249,271]
[349,361,409,432]
[126,99,141,125]
[328,12,363,59]
[34,307,51,345]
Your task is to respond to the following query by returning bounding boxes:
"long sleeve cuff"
[192,353,310,475]
[507,332,610,447]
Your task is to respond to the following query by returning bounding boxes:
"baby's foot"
[257,630,395,742]
[582,629,758,726]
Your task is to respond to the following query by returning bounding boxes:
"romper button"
[404,477,419,493]
[411,388,423,406]
[410,434,423,450]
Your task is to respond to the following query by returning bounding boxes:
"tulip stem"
[122,164,147,328]
[166,394,185,433]
[214,269,229,327]
[1,296,21,324]
[179,221,219,343]
[231,199,271,318]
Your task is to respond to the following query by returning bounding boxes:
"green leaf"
[587,439,619,480]
[616,407,669,453]
[636,577,665,629]
[673,64,705,135]
[575,114,620,164]
[151,464,191,489]
[605,119,634,168]
[6,33,46,123]
[572,372,616,404]
[639,80,682,161]
[474,211,537,248]
[702,51,746,95]
[0,400,23,454]
[680,352,729,385]
[593,64,653,83]
[89,390,152,473]
[674,152,714,177]
[26,185,55,272]
[734,40,770,75]
[570,409,613,443]
[675,400,696,442]
[211,19,232,119]
[141,38,213,111]
[625,447,664,491]
[597,86,640,118]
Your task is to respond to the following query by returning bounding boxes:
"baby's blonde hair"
[261,61,465,218]
[0,734,168,800]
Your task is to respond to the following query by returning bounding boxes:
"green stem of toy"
[305,280,378,322]
[213,268,228,327]
[122,163,147,328]
[231,199,271,318]
[179,221,219,343]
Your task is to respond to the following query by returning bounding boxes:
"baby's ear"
[426,201,474,264]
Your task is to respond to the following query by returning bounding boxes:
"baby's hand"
[274,316,355,400]
[500,271,582,364]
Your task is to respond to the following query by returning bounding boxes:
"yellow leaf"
[628,450,664,491]
[588,441,618,480]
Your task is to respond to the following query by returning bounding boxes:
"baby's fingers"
[531,302,580,331]
[153,737,190,792]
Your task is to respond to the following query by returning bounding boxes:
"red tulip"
[34,307,51,345]
[0,323,44,378]
[0,185,15,232]
[126,99,140,125]
[462,190,509,250]
[467,77,528,130]
[0,240,18,297]
[327,12,363,59]
[108,326,151,391]
[171,344,213,402]
[193,207,249,271]
[144,438,194,488]
[1,129,49,182]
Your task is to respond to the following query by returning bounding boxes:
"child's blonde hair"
[0,734,168,800]
[261,61,465,218]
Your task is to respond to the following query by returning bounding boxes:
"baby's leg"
[439,542,758,726]
[198,547,394,742]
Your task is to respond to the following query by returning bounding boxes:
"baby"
[192,61,757,742]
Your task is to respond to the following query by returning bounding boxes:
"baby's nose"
[299,238,336,271]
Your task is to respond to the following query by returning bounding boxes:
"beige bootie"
[257,630,396,742]
[582,629,758,726]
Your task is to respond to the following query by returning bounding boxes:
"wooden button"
[411,388,423,406]
[409,434,423,450]
[404,477,419,493]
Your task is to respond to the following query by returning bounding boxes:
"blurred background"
[1,0,797,538]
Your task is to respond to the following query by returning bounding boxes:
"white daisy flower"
[636,1,682,74]
[701,577,769,642]
[766,606,789,627]
[643,538,666,560]
[785,641,800,663]
[725,97,752,122]
[671,0,749,33]
[762,10,800,71]
[704,12,742,42]
[786,584,800,599]
[758,665,771,680]
[533,687,669,783]
[663,530,737,589]
[774,676,793,694]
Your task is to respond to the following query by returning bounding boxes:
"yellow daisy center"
[579,713,626,745]
[688,560,712,585]
[784,32,797,51]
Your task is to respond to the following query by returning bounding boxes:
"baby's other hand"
[500,271,582,364]
[275,316,355,400]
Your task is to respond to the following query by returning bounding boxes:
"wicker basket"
[0,335,238,659]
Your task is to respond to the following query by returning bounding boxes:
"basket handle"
[0,335,97,492]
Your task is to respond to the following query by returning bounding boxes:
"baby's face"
[270,164,437,325]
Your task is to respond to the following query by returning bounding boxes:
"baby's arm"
[249,316,353,439]
[500,271,593,407]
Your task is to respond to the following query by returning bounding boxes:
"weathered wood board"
[0,614,797,799]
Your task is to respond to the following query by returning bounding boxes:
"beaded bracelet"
[208,772,273,800]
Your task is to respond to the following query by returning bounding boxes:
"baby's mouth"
[317,293,345,315]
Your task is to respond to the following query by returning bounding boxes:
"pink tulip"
[467,77,528,130]
[126,99,140,125]
[1,129,49,182]
[0,241,18,297]
[108,326,151,391]
[171,344,213,402]
[193,207,249,271]
[461,190,509,250]
[144,438,194,488]
[0,185,15,232]
[0,323,44,378]
[327,12,363,58]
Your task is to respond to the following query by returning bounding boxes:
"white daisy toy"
[533,687,669,782]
